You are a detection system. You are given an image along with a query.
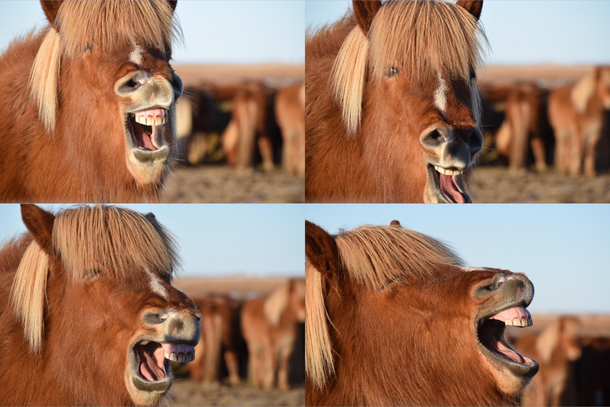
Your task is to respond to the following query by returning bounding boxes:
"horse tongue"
[491,339,526,364]
[439,174,465,203]
[136,344,166,382]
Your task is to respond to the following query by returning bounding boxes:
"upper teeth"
[434,166,463,176]
[134,109,167,126]
[503,316,533,327]
[164,351,195,363]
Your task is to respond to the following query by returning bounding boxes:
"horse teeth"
[177,353,185,363]
[185,352,194,362]
[434,166,463,176]
[146,116,153,126]
[155,116,163,126]
[504,319,512,326]
[140,340,149,346]
[164,351,170,360]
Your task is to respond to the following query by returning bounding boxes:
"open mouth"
[476,305,539,377]
[125,108,168,152]
[426,164,471,203]
[128,339,195,393]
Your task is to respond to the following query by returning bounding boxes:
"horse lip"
[425,164,472,204]
[123,113,169,162]
[475,301,539,378]
[127,338,172,393]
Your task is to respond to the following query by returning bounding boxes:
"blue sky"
[306,1,610,65]
[0,1,305,64]
[306,204,610,314]
[0,204,304,277]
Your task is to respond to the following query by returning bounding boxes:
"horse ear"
[456,0,483,21]
[305,221,339,277]
[167,0,178,12]
[40,0,63,28]
[353,0,382,34]
[390,220,401,227]
[21,204,56,254]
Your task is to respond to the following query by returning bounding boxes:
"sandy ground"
[167,381,304,407]
[163,166,305,203]
[469,167,610,203]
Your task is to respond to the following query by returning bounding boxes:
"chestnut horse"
[222,83,275,171]
[494,84,548,172]
[241,278,305,390]
[276,83,306,176]
[0,1,183,202]
[306,220,539,406]
[0,204,200,405]
[189,295,241,386]
[549,67,610,176]
[306,0,487,203]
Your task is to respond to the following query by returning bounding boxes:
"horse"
[0,204,200,406]
[0,1,183,202]
[514,317,582,406]
[222,83,277,171]
[493,84,549,172]
[306,0,487,203]
[305,220,539,406]
[275,83,306,176]
[549,66,610,176]
[241,278,305,390]
[574,336,610,405]
[188,295,241,386]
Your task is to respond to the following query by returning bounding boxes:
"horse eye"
[381,274,404,290]
[384,66,400,78]
[84,269,102,279]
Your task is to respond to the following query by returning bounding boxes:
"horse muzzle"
[420,124,482,204]
[125,308,200,405]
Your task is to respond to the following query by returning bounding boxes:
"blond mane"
[571,70,596,113]
[10,205,179,352]
[29,0,181,133]
[331,0,487,135]
[306,225,462,389]
[264,281,289,326]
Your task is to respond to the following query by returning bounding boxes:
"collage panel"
[305,204,610,406]
[305,0,610,203]
[0,0,304,204]
[0,203,304,406]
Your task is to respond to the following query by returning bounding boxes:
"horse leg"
[277,343,294,391]
[262,344,275,390]
[530,136,547,172]
[258,135,274,172]
[569,127,584,176]
[584,127,601,177]
[224,349,240,385]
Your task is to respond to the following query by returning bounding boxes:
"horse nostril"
[465,128,483,152]
[116,70,151,95]
[422,129,447,148]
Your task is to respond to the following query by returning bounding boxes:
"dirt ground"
[162,166,304,203]
[469,167,610,203]
[167,381,304,407]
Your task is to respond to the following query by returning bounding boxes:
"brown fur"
[515,317,582,406]
[275,83,306,176]
[306,220,537,406]
[0,204,200,406]
[0,1,183,202]
[188,295,241,386]
[241,278,305,390]
[549,66,610,176]
[306,0,487,202]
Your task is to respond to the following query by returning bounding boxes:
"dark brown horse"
[306,220,539,406]
[0,1,183,202]
[0,204,200,405]
[306,0,487,203]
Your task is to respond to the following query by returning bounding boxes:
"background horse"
[549,67,610,176]
[305,220,539,406]
[0,204,200,405]
[189,295,241,386]
[514,317,582,406]
[275,83,306,177]
[306,0,486,203]
[0,0,183,202]
[241,278,305,390]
